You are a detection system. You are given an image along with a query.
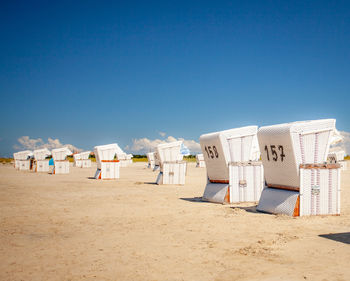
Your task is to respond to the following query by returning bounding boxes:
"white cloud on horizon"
[13,136,81,152]
[125,135,201,154]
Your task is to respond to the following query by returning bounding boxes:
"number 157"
[264,145,285,162]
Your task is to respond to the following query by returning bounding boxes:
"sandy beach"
[0,162,349,281]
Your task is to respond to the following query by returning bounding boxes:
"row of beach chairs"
[13,119,346,217]
[13,145,133,175]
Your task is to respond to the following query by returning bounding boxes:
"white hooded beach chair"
[51,147,72,174]
[33,148,51,172]
[200,126,264,204]
[13,150,33,170]
[147,152,160,170]
[116,153,129,167]
[73,151,91,168]
[196,154,206,168]
[327,129,347,171]
[113,146,132,167]
[328,150,347,171]
[154,151,160,171]
[155,141,187,185]
[257,119,340,216]
[147,152,156,169]
[94,144,120,179]
[126,154,133,165]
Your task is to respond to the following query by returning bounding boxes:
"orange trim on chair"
[210,180,229,184]
[224,186,230,203]
[293,196,300,217]
[300,163,340,169]
[267,184,299,192]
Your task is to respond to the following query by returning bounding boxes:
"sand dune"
[0,162,349,280]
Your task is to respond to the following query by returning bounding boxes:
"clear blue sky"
[1,0,349,156]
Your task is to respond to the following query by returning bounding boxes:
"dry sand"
[0,162,349,281]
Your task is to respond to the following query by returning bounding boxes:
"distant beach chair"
[33,148,51,172]
[328,150,347,171]
[93,144,120,179]
[13,150,33,171]
[147,152,156,169]
[155,141,187,185]
[146,152,160,170]
[73,151,91,168]
[200,126,264,204]
[153,151,161,171]
[51,147,72,174]
[116,152,133,167]
[257,119,341,216]
[196,154,205,168]
[327,129,347,171]
[126,154,133,165]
